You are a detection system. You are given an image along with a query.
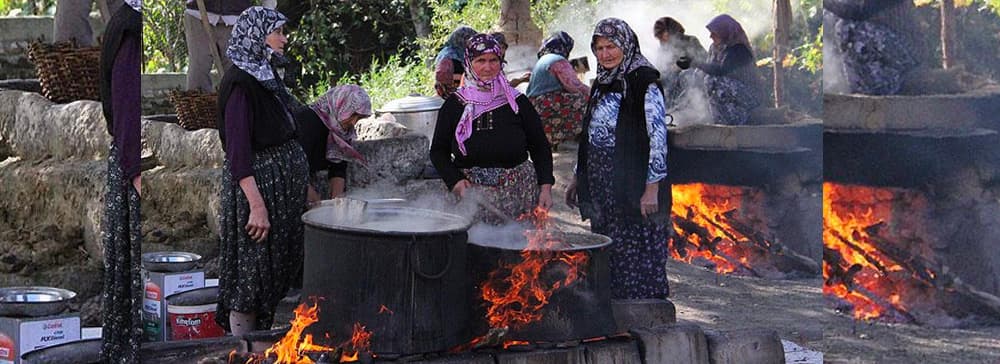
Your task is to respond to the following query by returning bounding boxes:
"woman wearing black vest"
[215,7,308,336]
[566,18,671,299]
[99,1,142,362]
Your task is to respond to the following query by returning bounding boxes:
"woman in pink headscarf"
[294,85,371,204]
[429,33,554,224]
[678,14,762,125]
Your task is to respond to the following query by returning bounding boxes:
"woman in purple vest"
[214,6,309,336]
[99,1,142,362]
[525,31,591,150]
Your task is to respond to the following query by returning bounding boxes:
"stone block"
[356,114,412,140]
[495,346,586,364]
[410,353,495,364]
[0,16,52,43]
[823,91,1000,131]
[704,328,785,364]
[82,198,105,266]
[140,336,246,364]
[611,299,677,333]
[583,339,642,364]
[630,323,710,364]
[350,133,428,187]
[669,123,814,153]
[148,120,223,169]
[0,159,105,233]
[1,91,111,160]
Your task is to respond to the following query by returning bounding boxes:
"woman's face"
[265,26,287,54]
[657,32,671,44]
[340,113,366,131]
[471,53,502,82]
[709,31,721,45]
[594,37,624,70]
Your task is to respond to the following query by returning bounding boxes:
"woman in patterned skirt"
[99,0,142,362]
[567,18,671,299]
[678,14,762,125]
[525,31,590,150]
[215,6,308,336]
[430,33,555,225]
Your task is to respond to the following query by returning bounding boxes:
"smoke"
[545,0,785,126]
[822,10,850,94]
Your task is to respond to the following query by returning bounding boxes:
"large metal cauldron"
[376,96,444,143]
[301,204,473,357]
[467,227,616,342]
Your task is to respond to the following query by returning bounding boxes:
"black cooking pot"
[467,227,616,342]
[300,205,473,357]
[20,338,101,364]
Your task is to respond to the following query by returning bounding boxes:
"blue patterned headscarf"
[538,31,574,59]
[226,7,305,112]
[124,0,141,11]
[591,18,654,85]
[435,26,478,65]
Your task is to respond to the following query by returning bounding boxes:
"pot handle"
[408,236,453,280]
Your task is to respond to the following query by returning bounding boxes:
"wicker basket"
[168,89,219,130]
[26,40,101,103]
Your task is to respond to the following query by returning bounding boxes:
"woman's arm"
[641,84,668,217]
[428,97,468,191]
[551,59,590,96]
[111,32,141,192]
[696,44,752,76]
[224,87,269,242]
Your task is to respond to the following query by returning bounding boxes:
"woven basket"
[169,90,219,130]
[26,40,101,103]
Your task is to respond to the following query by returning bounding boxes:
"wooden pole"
[195,0,226,89]
[940,0,956,69]
[772,0,792,107]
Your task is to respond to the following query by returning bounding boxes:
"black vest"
[186,0,251,16]
[217,67,297,151]
[99,5,141,136]
[577,66,672,223]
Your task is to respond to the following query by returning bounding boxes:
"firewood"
[673,214,760,277]
[825,227,890,275]
[719,211,820,274]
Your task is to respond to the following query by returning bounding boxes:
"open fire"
[823,182,1000,326]
[236,299,372,364]
[670,183,819,278]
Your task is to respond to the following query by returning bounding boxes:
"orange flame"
[669,183,764,274]
[822,182,928,321]
[478,207,590,343]
[241,298,373,364]
[377,305,393,315]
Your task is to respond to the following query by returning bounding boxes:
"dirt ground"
[272,141,1000,363]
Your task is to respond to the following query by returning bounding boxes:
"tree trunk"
[408,0,432,38]
[772,0,791,108]
[940,0,956,69]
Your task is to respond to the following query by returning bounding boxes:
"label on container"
[163,272,205,297]
[19,317,81,357]
[168,303,224,341]
[0,332,14,364]
[143,280,163,341]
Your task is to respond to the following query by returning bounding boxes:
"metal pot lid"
[0,286,76,304]
[142,251,202,264]
[468,227,613,251]
[302,205,471,236]
[377,95,444,113]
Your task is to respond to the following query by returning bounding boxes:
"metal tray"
[142,251,202,273]
[0,286,76,317]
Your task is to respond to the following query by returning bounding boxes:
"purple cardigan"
[111,33,141,181]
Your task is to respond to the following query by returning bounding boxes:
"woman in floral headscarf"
[294,85,371,203]
[435,26,478,98]
[526,31,591,150]
[215,6,309,336]
[678,14,762,125]
[99,1,142,361]
[566,18,671,299]
[430,33,554,224]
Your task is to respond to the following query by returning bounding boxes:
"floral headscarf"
[311,85,371,164]
[538,31,574,59]
[435,26,478,66]
[591,18,654,86]
[226,7,305,113]
[125,0,141,11]
[706,14,752,62]
[453,33,521,156]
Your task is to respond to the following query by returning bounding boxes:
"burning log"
[823,248,918,323]
[719,211,820,274]
[825,227,890,275]
[673,213,760,277]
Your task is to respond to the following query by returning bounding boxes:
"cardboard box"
[142,269,205,342]
[0,313,81,364]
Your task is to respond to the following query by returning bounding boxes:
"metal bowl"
[142,251,202,273]
[0,286,76,317]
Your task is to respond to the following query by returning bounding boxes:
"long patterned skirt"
[101,145,142,364]
[705,75,760,126]
[530,91,587,147]
[586,145,670,299]
[462,160,539,225]
[216,141,308,331]
[834,17,917,95]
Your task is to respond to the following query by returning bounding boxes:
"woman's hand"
[565,178,578,209]
[640,183,659,218]
[306,185,321,208]
[452,179,472,199]
[537,184,553,210]
[246,202,270,243]
[131,176,141,196]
